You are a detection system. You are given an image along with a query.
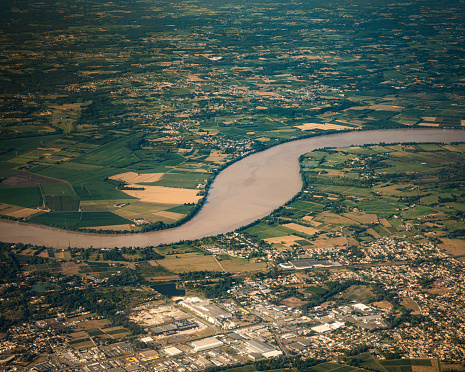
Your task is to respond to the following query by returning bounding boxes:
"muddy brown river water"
[1,128,464,248]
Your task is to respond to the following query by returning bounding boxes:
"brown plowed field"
[2,172,64,186]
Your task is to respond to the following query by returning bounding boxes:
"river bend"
[1,128,464,248]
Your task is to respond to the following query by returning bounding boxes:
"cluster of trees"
[106,268,145,287]
[179,270,229,281]
[254,356,323,371]
[300,279,362,311]
[100,247,164,262]
[184,277,238,299]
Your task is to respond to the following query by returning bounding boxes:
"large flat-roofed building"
[150,319,198,336]
[244,339,282,359]
[191,337,224,352]
[179,297,232,326]
[312,321,345,333]
[164,346,183,357]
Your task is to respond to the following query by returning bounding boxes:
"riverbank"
[1,128,464,248]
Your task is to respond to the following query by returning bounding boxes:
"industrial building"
[191,337,224,352]
[244,339,282,359]
[163,346,183,357]
[179,297,233,326]
[311,321,345,333]
[150,319,199,336]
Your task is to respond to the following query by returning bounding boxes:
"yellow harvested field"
[327,237,347,246]
[153,210,184,220]
[462,120,465,126]
[265,235,304,247]
[401,297,421,315]
[255,91,281,97]
[160,253,222,273]
[310,235,346,248]
[302,215,322,226]
[205,150,227,162]
[441,144,461,152]
[5,207,39,218]
[319,211,355,225]
[346,106,369,111]
[373,301,393,309]
[311,238,335,248]
[295,123,351,131]
[422,116,436,121]
[379,218,392,227]
[109,172,164,184]
[418,122,440,127]
[367,228,381,238]
[121,185,201,204]
[283,223,318,235]
[220,257,267,273]
[343,212,378,224]
[187,74,204,81]
[439,238,465,256]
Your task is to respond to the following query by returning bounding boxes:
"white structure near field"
[312,321,345,333]
[191,337,224,352]
[353,303,372,312]
[164,346,183,357]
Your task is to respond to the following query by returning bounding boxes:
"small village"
[1,231,464,371]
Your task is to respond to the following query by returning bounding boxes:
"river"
[1,128,464,248]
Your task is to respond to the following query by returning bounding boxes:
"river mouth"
[1,128,464,248]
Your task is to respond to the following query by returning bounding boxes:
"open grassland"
[30,211,132,228]
[0,204,39,218]
[152,171,211,189]
[158,252,223,273]
[218,256,267,273]
[265,235,306,249]
[282,222,319,235]
[244,223,297,240]
[0,185,43,208]
[41,183,80,211]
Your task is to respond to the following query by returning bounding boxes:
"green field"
[74,181,135,201]
[30,211,132,228]
[41,183,80,211]
[73,134,143,168]
[0,185,42,208]
[244,223,297,240]
[152,171,211,189]
[166,204,195,214]
[304,286,328,294]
